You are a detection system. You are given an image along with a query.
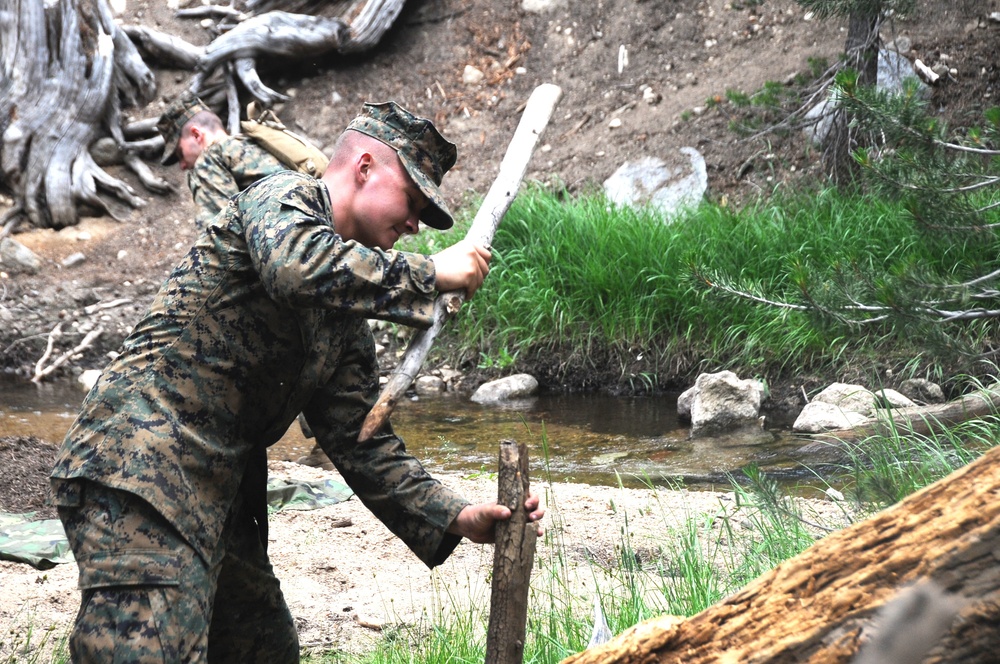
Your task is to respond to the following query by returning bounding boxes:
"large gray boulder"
[804,49,930,146]
[792,382,876,433]
[683,370,765,438]
[792,401,870,434]
[811,382,878,417]
[602,147,707,220]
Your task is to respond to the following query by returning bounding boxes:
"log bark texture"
[561,444,1000,664]
[486,440,537,664]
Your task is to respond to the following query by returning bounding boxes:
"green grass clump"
[405,184,1000,389]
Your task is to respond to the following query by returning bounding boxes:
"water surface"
[0,379,823,491]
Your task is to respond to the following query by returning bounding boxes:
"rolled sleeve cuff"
[407,252,437,295]
[409,495,471,569]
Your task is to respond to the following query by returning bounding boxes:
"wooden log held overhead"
[357,83,564,442]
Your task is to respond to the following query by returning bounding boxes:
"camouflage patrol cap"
[347,101,457,230]
[157,94,212,166]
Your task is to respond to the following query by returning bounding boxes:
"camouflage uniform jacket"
[51,171,469,570]
[189,134,287,229]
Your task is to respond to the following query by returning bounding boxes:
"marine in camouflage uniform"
[51,102,510,663]
[159,94,319,484]
[188,135,287,229]
[157,95,287,230]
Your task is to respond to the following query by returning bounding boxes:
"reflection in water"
[0,380,823,491]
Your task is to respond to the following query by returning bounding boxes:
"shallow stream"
[0,379,829,492]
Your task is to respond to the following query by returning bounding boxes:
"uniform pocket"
[78,551,184,589]
[60,483,190,589]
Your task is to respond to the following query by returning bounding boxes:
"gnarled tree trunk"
[1,0,156,230]
[561,444,1000,664]
[0,0,405,232]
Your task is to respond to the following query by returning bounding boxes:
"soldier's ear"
[355,152,374,183]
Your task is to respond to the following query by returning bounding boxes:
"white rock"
[602,148,707,220]
[875,388,916,409]
[61,252,87,269]
[522,0,567,12]
[690,370,764,437]
[812,382,878,417]
[415,375,446,395]
[793,402,869,433]
[77,369,103,392]
[471,374,539,404]
[462,65,485,85]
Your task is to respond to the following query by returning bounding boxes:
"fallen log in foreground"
[562,444,1000,664]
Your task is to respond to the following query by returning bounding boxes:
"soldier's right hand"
[431,240,492,298]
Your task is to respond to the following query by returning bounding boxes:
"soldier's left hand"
[447,491,544,544]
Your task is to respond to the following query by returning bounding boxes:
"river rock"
[685,370,765,438]
[470,373,539,404]
[415,375,446,395]
[793,401,870,433]
[875,388,917,409]
[898,378,945,405]
[811,382,878,417]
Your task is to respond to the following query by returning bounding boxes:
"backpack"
[241,104,329,178]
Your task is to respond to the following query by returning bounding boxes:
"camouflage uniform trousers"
[57,480,298,663]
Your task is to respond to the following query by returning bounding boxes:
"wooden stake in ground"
[357,83,564,442]
[486,440,537,664]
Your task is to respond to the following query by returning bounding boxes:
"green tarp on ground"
[0,478,354,570]
[0,512,72,570]
[265,477,354,512]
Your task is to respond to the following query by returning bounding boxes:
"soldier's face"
[352,155,428,250]
[177,133,204,170]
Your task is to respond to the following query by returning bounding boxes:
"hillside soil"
[0,0,996,657]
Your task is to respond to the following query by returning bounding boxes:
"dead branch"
[32,324,105,384]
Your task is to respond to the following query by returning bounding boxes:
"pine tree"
[796,0,916,180]
[703,1,1000,373]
